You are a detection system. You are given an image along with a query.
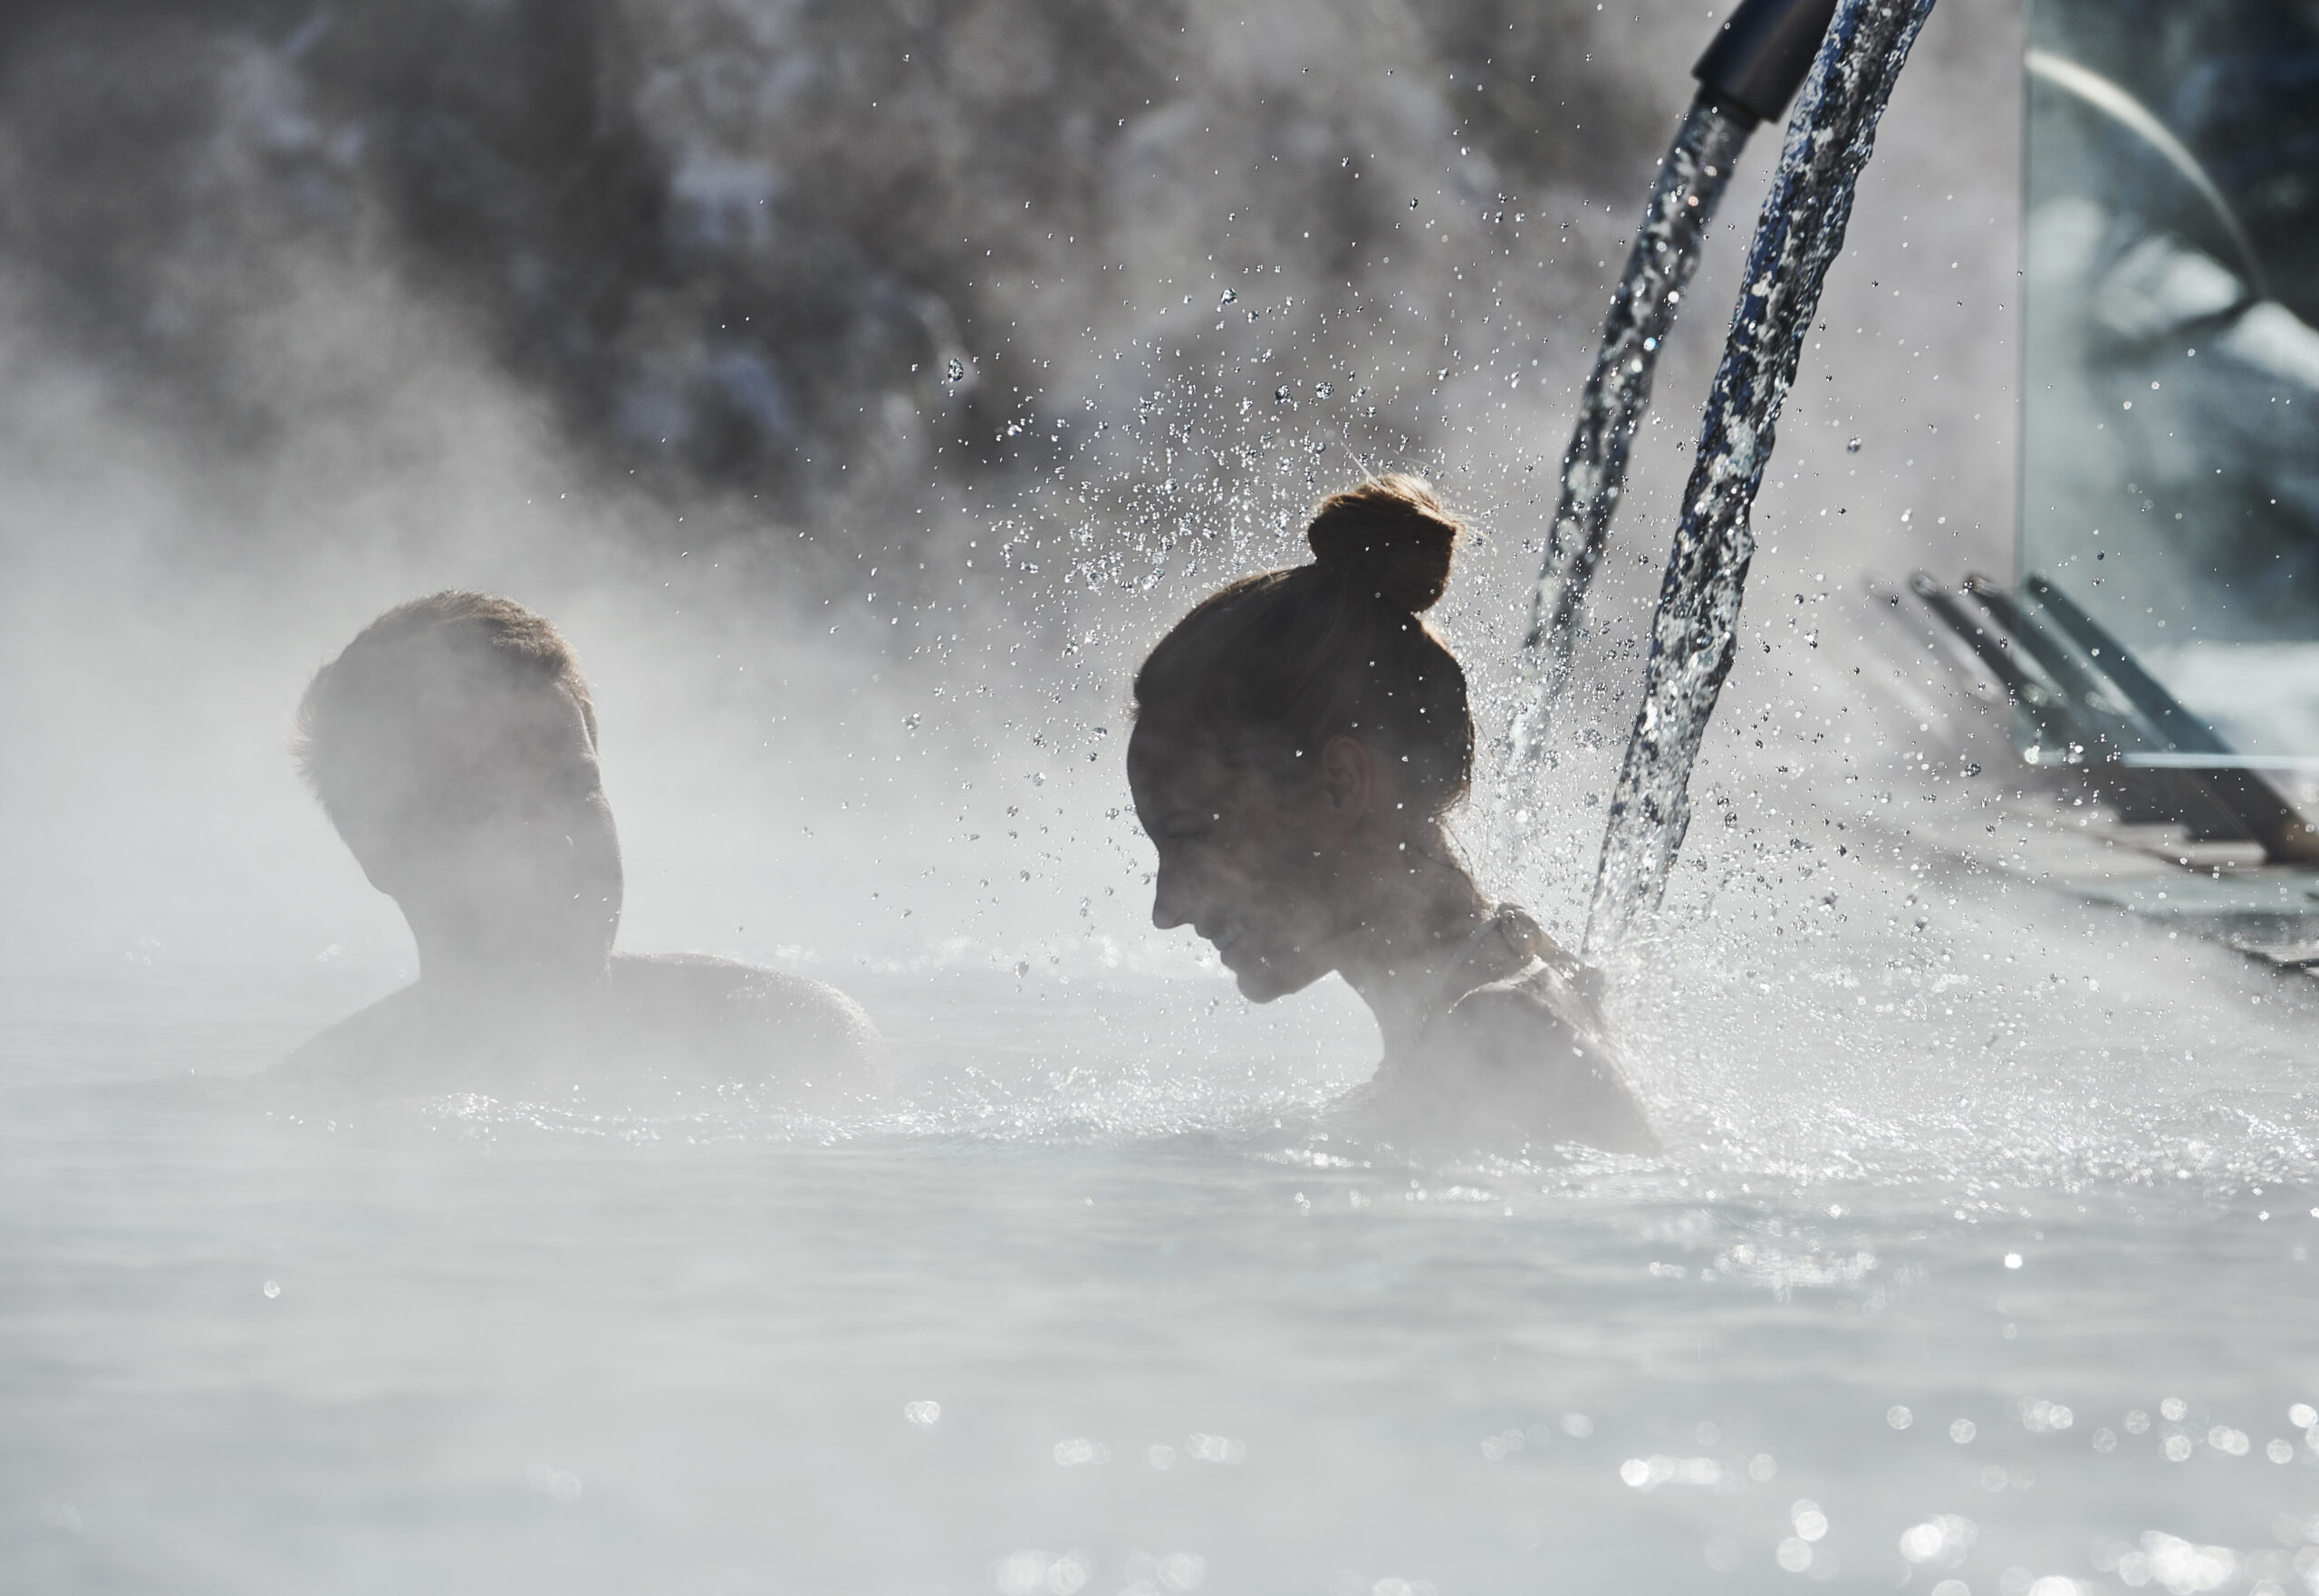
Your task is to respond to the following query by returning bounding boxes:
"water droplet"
[263,1280,280,1299]
[945,357,966,383]
[1846,437,1862,453]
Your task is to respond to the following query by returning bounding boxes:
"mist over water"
[11,2,2319,1593]
[0,0,2016,975]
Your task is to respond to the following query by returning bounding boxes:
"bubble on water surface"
[1949,1418,1976,1443]
[2017,1398,2072,1432]
[2121,1532,2238,1592]
[1789,1500,1828,1542]
[1620,1455,1721,1489]
[2165,1434,2195,1461]
[2292,1404,2316,1428]
[989,1550,1092,1596]
[525,1464,582,1502]
[1156,1552,1206,1591]
[1559,1412,1593,1437]
[1051,1437,1108,1466]
[2162,1397,2189,1421]
[902,1399,939,1426]
[262,1279,279,1298]
[1886,1404,1912,1429]
[1186,1432,1245,1464]
[1900,1515,1976,1567]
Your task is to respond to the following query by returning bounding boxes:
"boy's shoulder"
[275,983,432,1084]
[609,952,880,1082]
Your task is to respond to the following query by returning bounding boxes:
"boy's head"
[297,592,621,981]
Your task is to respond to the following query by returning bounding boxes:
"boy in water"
[279,591,875,1093]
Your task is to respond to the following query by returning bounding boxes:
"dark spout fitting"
[1692,0,1843,127]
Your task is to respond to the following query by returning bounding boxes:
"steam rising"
[0,0,2027,1010]
[14,10,2319,1593]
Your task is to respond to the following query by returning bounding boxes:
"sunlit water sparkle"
[7,827,2319,1595]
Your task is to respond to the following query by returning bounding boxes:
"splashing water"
[1505,93,1754,786]
[1585,0,1940,957]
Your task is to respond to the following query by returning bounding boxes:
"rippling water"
[7,805,2318,1596]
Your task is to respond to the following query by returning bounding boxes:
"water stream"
[1585,0,1944,957]
[1504,92,1755,781]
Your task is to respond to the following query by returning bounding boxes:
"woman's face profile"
[1127,721,1357,1002]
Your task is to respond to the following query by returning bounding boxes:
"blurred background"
[0,0,2019,1018]
[2021,0,2319,761]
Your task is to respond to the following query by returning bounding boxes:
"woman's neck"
[1329,829,1497,1060]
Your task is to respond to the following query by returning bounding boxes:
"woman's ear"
[1316,735,1376,832]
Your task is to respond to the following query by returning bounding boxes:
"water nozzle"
[1692,0,1843,127]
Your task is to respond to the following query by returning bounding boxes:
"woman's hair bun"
[1305,473,1463,612]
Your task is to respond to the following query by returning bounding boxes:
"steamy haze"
[0,0,2019,1047]
[29,7,2319,1592]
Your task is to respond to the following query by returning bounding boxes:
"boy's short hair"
[294,591,596,831]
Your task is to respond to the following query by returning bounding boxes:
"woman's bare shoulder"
[1429,968,1658,1153]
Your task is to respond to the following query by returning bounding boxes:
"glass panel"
[2019,0,2319,764]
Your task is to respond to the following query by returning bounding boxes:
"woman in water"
[1126,476,1656,1152]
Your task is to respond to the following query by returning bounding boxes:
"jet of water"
[1505,93,1753,774]
[1584,0,1940,959]
[1506,0,1838,793]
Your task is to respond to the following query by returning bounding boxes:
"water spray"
[1583,0,1939,958]
[1506,0,1839,778]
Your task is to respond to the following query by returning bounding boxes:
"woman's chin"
[1231,960,1315,1004]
